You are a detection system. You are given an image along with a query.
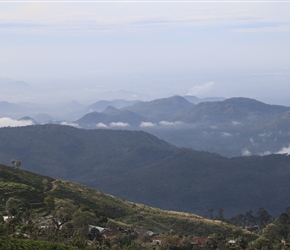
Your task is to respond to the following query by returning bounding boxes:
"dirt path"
[50,180,58,192]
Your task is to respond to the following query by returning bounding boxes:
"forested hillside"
[1,125,290,218]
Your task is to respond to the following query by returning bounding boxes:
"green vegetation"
[0,163,255,249]
[0,237,76,250]
[1,124,290,218]
[2,162,290,248]
[48,179,243,237]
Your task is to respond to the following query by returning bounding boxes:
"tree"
[44,195,55,213]
[245,210,256,226]
[251,237,271,250]
[10,159,16,167]
[72,210,99,238]
[5,197,30,235]
[208,208,214,219]
[5,197,30,219]
[42,178,50,192]
[52,199,76,234]
[88,227,102,241]
[276,213,290,240]
[10,159,21,174]
[0,213,4,224]
[0,212,5,236]
[15,160,21,172]
[261,223,280,242]
[216,208,224,220]
[229,213,246,227]
[256,207,272,228]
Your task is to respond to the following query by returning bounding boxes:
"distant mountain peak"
[102,105,120,115]
[87,99,141,113]
[153,95,190,103]
[18,116,37,124]
[124,95,192,122]
[223,97,289,111]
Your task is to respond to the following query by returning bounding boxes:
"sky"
[0,0,290,105]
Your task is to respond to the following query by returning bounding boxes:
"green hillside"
[0,124,174,178]
[0,164,252,249]
[0,164,241,234]
[1,124,290,218]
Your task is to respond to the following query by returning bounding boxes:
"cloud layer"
[0,118,34,128]
[276,146,290,155]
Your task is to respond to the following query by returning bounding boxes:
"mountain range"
[1,95,290,157]
[1,124,290,218]
[0,95,221,122]
[74,96,290,157]
[174,97,289,124]
[77,96,289,127]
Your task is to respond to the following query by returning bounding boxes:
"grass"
[0,163,251,238]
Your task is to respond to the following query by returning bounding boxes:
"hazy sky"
[1,1,290,105]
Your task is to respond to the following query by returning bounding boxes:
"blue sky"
[0,1,290,105]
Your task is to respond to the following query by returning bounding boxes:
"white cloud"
[109,122,129,127]
[221,132,232,137]
[259,132,272,137]
[186,82,215,97]
[0,117,34,128]
[159,121,183,126]
[260,151,272,156]
[96,123,108,128]
[140,122,156,128]
[242,148,251,156]
[276,145,290,155]
[232,120,242,126]
[60,121,79,128]
[260,145,290,156]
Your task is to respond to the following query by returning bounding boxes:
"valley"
[0,124,290,217]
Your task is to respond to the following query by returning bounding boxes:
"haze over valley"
[1,94,290,157]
